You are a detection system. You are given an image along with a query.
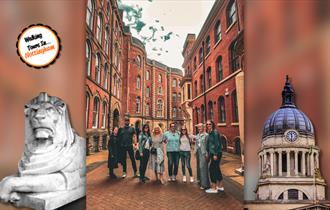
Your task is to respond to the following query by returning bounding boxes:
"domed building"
[256,76,326,203]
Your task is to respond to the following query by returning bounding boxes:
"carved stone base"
[14,186,85,210]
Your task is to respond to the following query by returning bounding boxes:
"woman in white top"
[179,127,195,183]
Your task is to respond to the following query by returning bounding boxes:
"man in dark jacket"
[119,117,138,178]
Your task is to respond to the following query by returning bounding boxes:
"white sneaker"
[217,187,224,192]
[168,177,172,182]
[205,188,218,193]
[200,186,205,190]
[172,176,176,181]
[182,176,187,183]
[190,177,194,183]
[122,172,127,178]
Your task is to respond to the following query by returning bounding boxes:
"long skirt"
[196,148,210,188]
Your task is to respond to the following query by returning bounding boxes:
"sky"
[119,0,216,70]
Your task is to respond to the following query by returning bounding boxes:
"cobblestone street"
[87,151,244,210]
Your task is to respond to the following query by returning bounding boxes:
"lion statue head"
[19,92,77,176]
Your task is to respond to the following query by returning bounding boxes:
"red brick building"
[85,0,183,154]
[181,0,244,154]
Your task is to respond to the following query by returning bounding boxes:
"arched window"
[104,27,109,54]
[200,74,204,93]
[136,76,141,89]
[92,97,100,128]
[193,57,197,69]
[216,56,223,82]
[103,63,108,89]
[206,36,211,54]
[96,13,103,43]
[287,189,299,200]
[146,70,150,80]
[227,0,237,27]
[199,47,203,64]
[218,96,226,123]
[173,107,177,118]
[114,44,118,66]
[102,101,107,128]
[146,87,150,97]
[201,104,206,123]
[208,101,214,121]
[95,53,101,84]
[194,80,198,97]
[230,39,240,72]
[172,93,177,103]
[232,90,239,122]
[158,87,162,95]
[106,2,110,17]
[113,75,117,96]
[158,74,162,83]
[215,20,221,43]
[136,55,141,68]
[145,103,150,116]
[136,97,141,113]
[172,79,177,87]
[157,99,163,117]
[86,0,94,29]
[86,93,90,128]
[86,41,92,76]
[207,67,212,88]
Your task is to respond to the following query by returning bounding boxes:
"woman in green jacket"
[205,120,223,193]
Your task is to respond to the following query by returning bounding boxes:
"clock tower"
[255,76,326,202]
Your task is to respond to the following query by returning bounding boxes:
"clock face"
[286,130,298,142]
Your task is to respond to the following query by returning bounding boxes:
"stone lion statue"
[0,92,85,209]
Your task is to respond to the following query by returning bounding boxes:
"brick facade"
[181,0,244,154]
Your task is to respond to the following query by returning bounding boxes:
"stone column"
[263,151,267,173]
[295,150,298,176]
[316,153,319,169]
[287,150,290,177]
[279,150,282,176]
[259,155,262,177]
[310,151,315,176]
[306,152,310,176]
[302,151,306,176]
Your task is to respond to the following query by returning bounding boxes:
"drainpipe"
[202,41,207,123]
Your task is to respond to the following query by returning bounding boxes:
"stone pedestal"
[15,186,85,210]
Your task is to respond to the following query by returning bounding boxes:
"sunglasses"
[206,123,212,125]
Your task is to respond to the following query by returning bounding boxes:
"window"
[157,99,163,117]
[104,28,109,54]
[216,56,223,82]
[95,53,101,84]
[199,47,203,64]
[193,57,197,70]
[146,87,150,97]
[102,101,107,128]
[228,1,237,27]
[86,0,94,29]
[136,76,141,89]
[200,74,204,94]
[215,21,221,43]
[201,104,206,123]
[114,44,119,66]
[136,97,141,113]
[158,87,162,95]
[136,55,141,68]
[218,96,226,123]
[173,107,177,118]
[172,93,177,103]
[158,74,162,83]
[92,97,100,128]
[145,103,150,116]
[288,189,299,200]
[172,79,177,87]
[103,63,108,89]
[113,75,117,96]
[207,67,212,89]
[86,41,91,76]
[96,14,103,43]
[178,93,181,102]
[187,84,191,99]
[195,108,199,124]
[194,81,198,97]
[230,40,240,72]
[146,70,150,80]
[232,90,239,122]
[117,79,120,97]
[86,93,90,127]
[206,36,211,54]
[208,101,214,121]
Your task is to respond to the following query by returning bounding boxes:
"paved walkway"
[87,150,244,210]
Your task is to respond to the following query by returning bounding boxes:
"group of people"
[107,117,224,193]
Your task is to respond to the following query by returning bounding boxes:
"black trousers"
[139,149,150,180]
[167,151,180,177]
[209,154,223,184]
[122,145,137,173]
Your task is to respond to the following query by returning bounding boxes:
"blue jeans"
[180,151,192,176]
[167,151,180,177]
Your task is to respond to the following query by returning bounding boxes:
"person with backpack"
[138,124,152,183]
[179,126,195,183]
[205,120,223,193]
